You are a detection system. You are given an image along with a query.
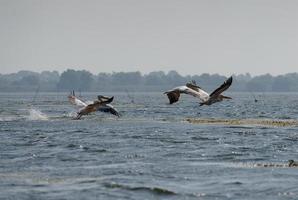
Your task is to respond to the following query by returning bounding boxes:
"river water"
[1,92,298,199]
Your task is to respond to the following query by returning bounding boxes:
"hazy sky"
[0,0,297,76]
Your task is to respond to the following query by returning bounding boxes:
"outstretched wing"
[164,86,209,104]
[98,95,114,104]
[209,76,233,98]
[68,91,87,108]
[183,87,209,102]
[98,104,120,117]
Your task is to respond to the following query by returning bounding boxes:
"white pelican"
[164,76,233,106]
[68,91,120,119]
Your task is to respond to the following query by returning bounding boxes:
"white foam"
[27,108,48,121]
[0,116,19,122]
[65,111,77,118]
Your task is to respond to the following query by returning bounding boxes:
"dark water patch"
[124,153,144,159]
[206,152,250,161]
[46,143,59,148]
[159,138,188,144]
[130,135,143,139]
[66,144,77,148]
[84,148,107,153]
[235,146,254,152]
[233,130,256,136]
[76,179,98,184]
[283,135,298,142]
[227,126,254,129]
[191,136,218,141]
[57,155,82,162]
[103,182,176,196]
[225,181,243,185]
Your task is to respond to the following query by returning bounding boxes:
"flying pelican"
[164,76,233,106]
[68,91,120,119]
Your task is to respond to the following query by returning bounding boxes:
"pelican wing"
[98,104,120,117]
[164,86,209,103]
[98,95,114,104]
[164,90,181,104]
[184,87,209,102]
[209,76,233,98]
[68,94,88,108]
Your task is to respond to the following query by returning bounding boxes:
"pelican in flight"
[164,76,233,106]
[68,91,120,119]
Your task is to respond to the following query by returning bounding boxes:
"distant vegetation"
[1,69,298,92]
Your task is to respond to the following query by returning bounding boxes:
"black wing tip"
[226,76,233,85]
[115,111,121,117]
[110,108,120,117]
[97,95,114,104]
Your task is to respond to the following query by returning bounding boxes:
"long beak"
[222,95,232,99]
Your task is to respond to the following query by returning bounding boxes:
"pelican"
[288,160,298,167]
[164,76,233,106]
[68,91,120,119]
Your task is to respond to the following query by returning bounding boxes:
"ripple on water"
[2,93,298,200]
[103,182,176,196]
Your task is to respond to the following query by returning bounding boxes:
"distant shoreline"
[1,69,298,92]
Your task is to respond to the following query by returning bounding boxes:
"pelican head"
[288,160,298,167]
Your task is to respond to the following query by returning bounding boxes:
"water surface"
[1,92,298,199]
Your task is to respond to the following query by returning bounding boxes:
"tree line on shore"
[0,69,298,92]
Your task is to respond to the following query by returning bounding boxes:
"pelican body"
[68,91,120,119]
[164,76,233,106]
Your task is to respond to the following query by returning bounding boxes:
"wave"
[103,182,176,195]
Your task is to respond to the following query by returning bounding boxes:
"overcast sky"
[0,0,297,76]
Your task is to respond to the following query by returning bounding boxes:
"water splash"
[0,116,19,122]
[65,111,77,118]
[27,108,48,121]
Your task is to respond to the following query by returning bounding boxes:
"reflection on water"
[1,92,298,200]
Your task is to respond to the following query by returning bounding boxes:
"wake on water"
[0,116,19,122]
[0,107,78,122]
[27,107,78,121]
